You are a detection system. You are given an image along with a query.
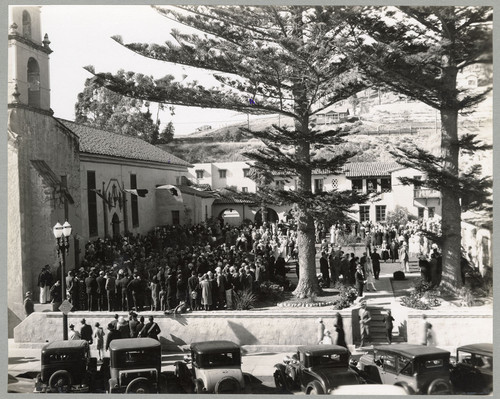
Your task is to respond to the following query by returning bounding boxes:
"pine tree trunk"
[293,207,321,298]
[439,108,462,293]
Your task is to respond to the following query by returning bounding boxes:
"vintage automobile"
[174,340,246,394]
[273,345,363,394]
[34,340,97,393]
[356,344,453,395]
[107,337,166,393]
[450,343,493,394]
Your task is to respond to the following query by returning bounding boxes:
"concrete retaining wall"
[406,308,493,347]
[13,306,492,350]
[14,310,354,351]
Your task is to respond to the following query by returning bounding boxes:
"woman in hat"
[105,323,121,351]
[317,318,325,344]
[117,316,130,338]
[321,330,333,345]
[69,324,81,340]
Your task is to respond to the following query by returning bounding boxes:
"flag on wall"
[156,185,183,203]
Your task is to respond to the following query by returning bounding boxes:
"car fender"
[195,367,244,393]
[394,381,415,395]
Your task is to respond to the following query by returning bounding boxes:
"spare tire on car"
[125,377,152,394]
[48,370,72,392]
[214,376,241,394]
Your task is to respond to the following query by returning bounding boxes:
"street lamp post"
[53,221,72,340]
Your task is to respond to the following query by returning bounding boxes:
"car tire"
[306,381,324,395]
[194,378,204,394]
[274,368,289,392]
[215,376,241,394]
[48,370,72,392]
[427,378,452,395]
[125,377,152,394]
[395,382,414,395]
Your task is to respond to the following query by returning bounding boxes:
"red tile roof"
[58,119,192,167]
[271,162,402,177]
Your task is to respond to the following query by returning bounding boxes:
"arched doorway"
[111,213,120,238]
[254,207,279,225]
[27,57,40,107]
[218,208,241,226]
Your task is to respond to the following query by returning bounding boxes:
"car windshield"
[308,353,348,368]
[195,351,241,368]
[458,351,492,370]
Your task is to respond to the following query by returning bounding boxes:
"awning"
[156,185,183,202]
[123,189,148,198]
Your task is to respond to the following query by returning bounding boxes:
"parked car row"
[33,339,492,395]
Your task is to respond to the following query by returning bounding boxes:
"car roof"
[191,340,240,354]
[298,345,349,356]
[457,343,493,356]
[109,338,161,351]
[374,344,450,358]
[42,340,88,352]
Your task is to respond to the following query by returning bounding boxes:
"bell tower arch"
[8,6,52,112]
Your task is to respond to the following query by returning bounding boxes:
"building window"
[375,205,386,222]
[418,207,425,219]
[172,210,180,225]
[359,205,370,223]
[314,178,324,193]
[130,174,139,228]
[196,170,204,179]
[331,179,338,189]
[22,10,31,38]
[243,168,250,177]
[367,178,378,193]
[87,171,98,237]
[352,179,362,193]
[381,178,391,193]
[205,205,208,220]
[242,187,248,193]
[428,207,435,218]
[275,180,285,190]
[219,169,227,179]
[27,58,40,108]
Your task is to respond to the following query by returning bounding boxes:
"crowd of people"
[37,221,301,314]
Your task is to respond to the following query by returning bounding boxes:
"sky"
[41,5,270,136]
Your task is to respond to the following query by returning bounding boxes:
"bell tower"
[8,6,52,112]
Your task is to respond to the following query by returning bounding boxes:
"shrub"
[332,285,358,310]
[233,289,257,310]
[258,281,285,303]
[400,278,441,309]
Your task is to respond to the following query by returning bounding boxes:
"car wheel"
[427,379,452,395]
[125,377,152,394]
[306,381,324,395]
[395,383,414,395]
[273,368,289,392]
[215,376,241,394]
[194,378,204,394]
[48,370,72,393]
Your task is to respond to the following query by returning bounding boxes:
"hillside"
[161,92,492,165]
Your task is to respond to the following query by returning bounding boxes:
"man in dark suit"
[319,252,330,287]
[85,273,98,311]
[96,270,106,311]
[127,274,144,311]
[105,273,116,312]
[187,270,199,311]
[116,271,129,311]
[370,249,382,280]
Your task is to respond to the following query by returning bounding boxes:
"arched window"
[22,10,31,39]
[27,58,40,107]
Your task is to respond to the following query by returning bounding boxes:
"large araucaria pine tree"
[86,5,368,298]
[341,6,492,293]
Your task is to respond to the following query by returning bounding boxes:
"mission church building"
[7,6,214,329]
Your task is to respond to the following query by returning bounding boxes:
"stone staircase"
[366,306,406,344]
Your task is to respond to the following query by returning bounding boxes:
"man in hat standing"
[96,271,107,312]
[85,272,98,311]
[116,270,129,311]
[358,301,371,348]
[24,291,34,318]
[105,272,116,312]
[80,318,93,345]
[106,323,121,351]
